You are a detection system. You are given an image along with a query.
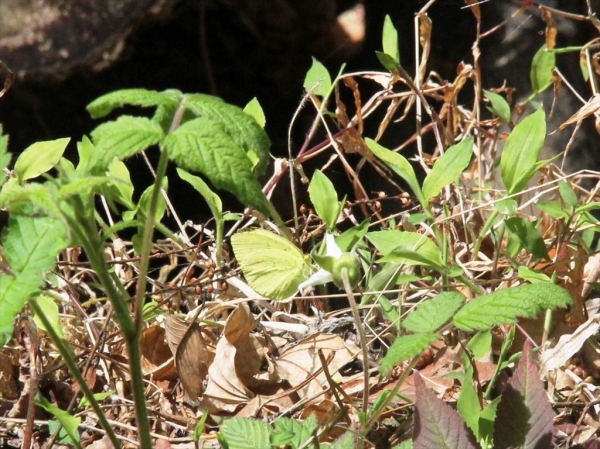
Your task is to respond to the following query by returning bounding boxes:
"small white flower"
[298,233,342,290]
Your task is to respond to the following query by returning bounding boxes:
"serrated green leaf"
[500,108,546,194]
[331,432,356,449]
[31,295,64,339]
[380,333,439,375]
[36,393,81,448]
[483,90,511,123]
[87,88,181,119]
[304,58,332,97]
[231,229,309,300]
[366,138,426,207]
[14,138,70,182]
[382,15,400,65]
[504,217,549,260]
[422,137,473,201]
[453,283,572,332]
[243,97,266,128]
[163,117,271,216]
[367,230,443,270]
[91,116,164,168]
[309,170,340,230]
[403,292,465,333]
[3,215,68,275]
[531,45,556,94]
[0,274,40,346]
[0,182,61,218]
[185,93,270,176]
[271,414,318,449]
[177,168,222,218]
[218,418,270,449]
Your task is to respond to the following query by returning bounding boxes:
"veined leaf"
[366,139,426,207]
[218,418,270,449]
[303,58,332,97]
[185,93,271,176]
[0,182,61,218]
[403,292,465,333]
[367,230,443,270]
[309,169,340,231]
[87,88,181,119]
[0,275,40,346]
[231,229,309,301]
[453,283,572,332]
[422,137,473,201]
[380,333,439,375]
[500,108,546,194]
[271,414,318,448]
[163,117,270,216]
[413,372,478,449]
[14,138,70,183]
[90,116,164,169]
[494,341,554,448]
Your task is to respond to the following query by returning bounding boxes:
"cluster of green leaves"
[0,89,276,448]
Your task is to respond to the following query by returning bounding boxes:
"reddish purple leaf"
[494,340,554,449]
[413,371,478,449]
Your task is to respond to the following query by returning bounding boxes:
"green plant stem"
[472,208,500,260]
[341,268,370,418]
[364,355,421,433]
[28,299,123,449]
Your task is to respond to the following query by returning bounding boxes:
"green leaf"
[303,58,332,97]
[177,168,222,218]
[366,138,426,207]
[382,15,400,65]
[495,198,518,216]
[484,90,511,123]
[231,229,309,300]
[467,331,492,360]
[422,137,473,201]
[531,45,556,94]
[479,396,501,447]
[0,215,68,344]
[14,138,70,182]
[367,230,443,270]
[457,366,481,439]
[0,182,61,218]
[101,159,134,208]
[163,117,271,216]
[453,283,572,332]
[331,432,356,449]
[500,108,546,194]
[558,180,578,208]
[336,219,369,252]
[31,295,64,339]
[376,51,401,72]
[518,266,551,283]
[309,170,340,230]
[75,136,94,175]
[536,200,569,219]
[218,418,270,449]
[78,390,114,408]
[380,333,439,375]
[0,275,40,346]
[87,88,180,119]
[3,215,68,275]
[504,217,549,260]
[91,116,164,168]
[185,94,271,175]
[271,414,318,449]
[243,97,266,128]
[57,176,114,200]
[403,292,465,333]
[36,393,81,448]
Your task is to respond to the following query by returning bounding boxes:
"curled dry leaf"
[164,315,210,404]
[140,325,177,381]
[203,304,279,413]
[274,332,359,399]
